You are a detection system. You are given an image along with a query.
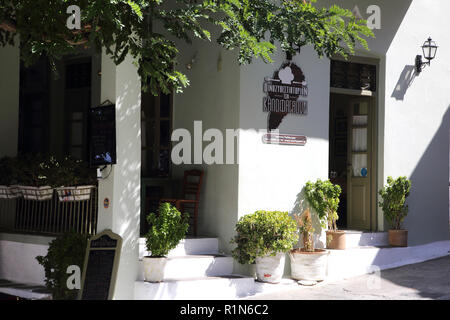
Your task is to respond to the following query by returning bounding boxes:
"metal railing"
[0,187,98,236]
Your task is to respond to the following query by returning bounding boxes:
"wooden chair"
[159,170,204,236]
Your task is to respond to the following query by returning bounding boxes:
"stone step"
[326,240,450,281]
[135,275,255,300]
[0,279,51,300]
[137,254,234,281]
[341,231,389,248]
[139,237,219,258]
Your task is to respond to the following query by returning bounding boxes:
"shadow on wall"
[290,187,325,250]
[403,106,450,245]
[391,65,417,101]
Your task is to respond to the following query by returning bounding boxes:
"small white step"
[139,237,219,258]
[0,280,51,300]
[135,275,255,300]
[343,231,389,248]
[327,240,450,281]
[138,255,234,281]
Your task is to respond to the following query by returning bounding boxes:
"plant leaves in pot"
[305,179,344,250]
[231,210,298,283]
[289,208,329,282]
[143,202,189,282]
[379,176,411,247]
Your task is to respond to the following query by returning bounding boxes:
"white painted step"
[138,255,234,281]
[343,231,389,248]
[0,280,51,300]
[139,237,219,258]
[135,275,255,300]
[327,240,450,281]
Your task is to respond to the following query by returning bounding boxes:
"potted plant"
[289,208,329,282]
[0,156,20,199]
[305,179,343,249]
[143,202,190,282]
[54,156,97,202]
[17,154,55,201]
[379,176,411,247]
[36,231,89,300]
[231,210,298,283]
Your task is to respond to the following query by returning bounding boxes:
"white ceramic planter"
[255,252,286,283]
[289,249,329,281]
[19,186,53,201]
[56,185,95,202]
[143,257,168,282]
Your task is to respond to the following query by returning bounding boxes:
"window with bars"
[141,90,172,177]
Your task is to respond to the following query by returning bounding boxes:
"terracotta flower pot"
[289,249,329,281]
[388,229,408,247]
[326,230,346,250]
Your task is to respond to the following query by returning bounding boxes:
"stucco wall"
[382,0,450,244]
[0,233,54,285]
[317,0,450,244]
[0,42,20,157]
[172,38,241,254]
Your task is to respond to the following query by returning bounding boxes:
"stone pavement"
[244,255,450,300]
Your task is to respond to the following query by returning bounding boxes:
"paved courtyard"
[246,255,450,300]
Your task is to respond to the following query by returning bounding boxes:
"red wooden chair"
[159,170,204,236]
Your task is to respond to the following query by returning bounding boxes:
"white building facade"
[0,0,449,299]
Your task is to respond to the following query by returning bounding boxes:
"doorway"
[329,93,377,231]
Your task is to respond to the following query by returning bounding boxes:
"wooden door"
[347,97,373,230]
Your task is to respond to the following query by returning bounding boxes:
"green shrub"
[145,202,189,257]
[304,179,341,232]
[379,176,411,230]
[231,210,298,265]
[36,232,89,300]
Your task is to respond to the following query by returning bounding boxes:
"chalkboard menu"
[79,230,122,300]
[89,104,117,167]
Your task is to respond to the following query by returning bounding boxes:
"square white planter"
[19,186,54,201]
[56,185,95,202]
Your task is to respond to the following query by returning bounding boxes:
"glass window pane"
[160,120,170,147]
[352,128,367,152]
[353,115,368,126]
[70,147,83,160]
[160,94,170,118]
[352,154,368,177]
[142,91,156,118]
[158,149,170,176]
[71,122,83,145]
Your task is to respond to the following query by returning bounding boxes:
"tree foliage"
[0,0,373,95]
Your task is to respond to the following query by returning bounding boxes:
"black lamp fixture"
[415,37,438,73]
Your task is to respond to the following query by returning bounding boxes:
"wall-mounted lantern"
[415,37,438,73]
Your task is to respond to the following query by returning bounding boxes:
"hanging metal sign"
[263,62,308,131]
[262,133,307,146]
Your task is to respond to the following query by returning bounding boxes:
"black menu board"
[89,104,117,167]
[79,230,122,300]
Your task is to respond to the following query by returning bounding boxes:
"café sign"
[262,133,307,146]
[263,62,308,115]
